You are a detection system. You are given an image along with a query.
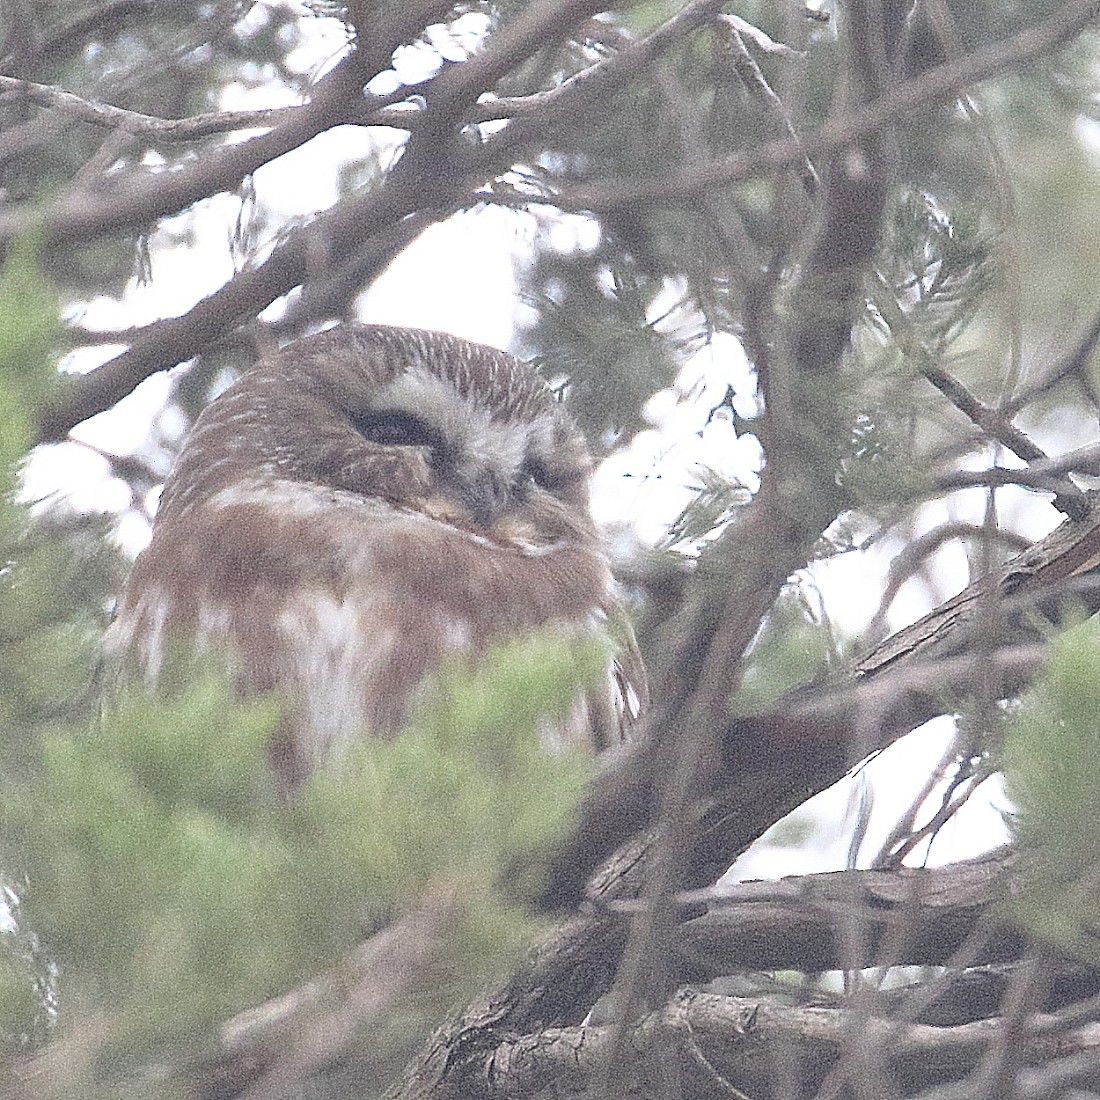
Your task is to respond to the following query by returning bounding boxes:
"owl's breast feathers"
[106,478,644,777]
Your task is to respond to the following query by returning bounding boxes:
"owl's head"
[159,325,597,548]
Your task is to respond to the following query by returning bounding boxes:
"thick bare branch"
[536,490,1100,911]
[443,985,1100,1100]
[670,852,1020,979]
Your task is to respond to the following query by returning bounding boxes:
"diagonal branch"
[557,0,1100,210]
[0,1,456,250]
[537,490,1100,911]
[34,180,450,442]
[32,0,729,443]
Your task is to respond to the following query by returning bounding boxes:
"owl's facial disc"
[345,398,513,525]
[340,364,587,541]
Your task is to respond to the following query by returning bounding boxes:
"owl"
[105,324,647,787]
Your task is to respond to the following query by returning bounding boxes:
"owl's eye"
[350,410,438,449]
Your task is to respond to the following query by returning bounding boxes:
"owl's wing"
[588,599,648,751]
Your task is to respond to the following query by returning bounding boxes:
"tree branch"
[670,851,1021,979]
[556,0,1099,210]
[537,489,1100,911]
[31,0,649,443]
[0,1,457,250]
[448,986,1100,1100]
[0,75,306,140]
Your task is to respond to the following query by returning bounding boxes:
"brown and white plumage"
[105,324,646,785]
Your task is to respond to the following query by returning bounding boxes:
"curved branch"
[34,182,442,442]
[0,75,306,140]
[0,1,457,250]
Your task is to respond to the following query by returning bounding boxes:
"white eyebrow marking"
[374,366,559,481]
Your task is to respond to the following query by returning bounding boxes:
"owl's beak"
[456,468,510,527]
[420,469,511,530]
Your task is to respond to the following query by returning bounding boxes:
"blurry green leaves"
[2,676,286,1049]
[0,239,599,1083]
[1004,618,1100,962]
[0,950,45,1059]
[301,631,598,914]
[841,191,1000,512]
[737,587,841,712]
[0,242,109,752]
[0,631,598,1073]
[0,234,60,480]
[661,464,752,551]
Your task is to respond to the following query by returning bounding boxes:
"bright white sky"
[28,0,1045,878]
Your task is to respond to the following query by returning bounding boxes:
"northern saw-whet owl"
[105,325,647,786]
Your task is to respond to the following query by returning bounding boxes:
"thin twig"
[866,524,1031,644]
[0,74,307,139]
[871,276,1088,518]
[713,16,819,195]
[869,730,968,870]
[1005,307,1100,416]
[881,761,987,869]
